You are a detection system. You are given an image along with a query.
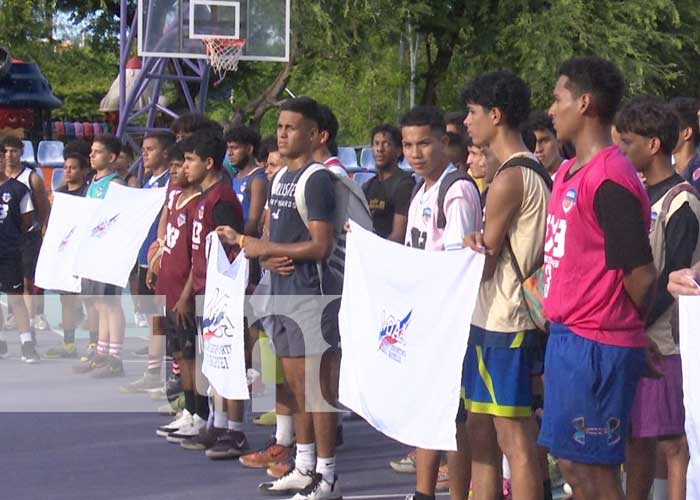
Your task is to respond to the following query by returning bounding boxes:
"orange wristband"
[238,235,245,247]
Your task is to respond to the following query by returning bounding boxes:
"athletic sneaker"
[166,414,206,443]
[267,459,295,479]
[91,356,124,378]
[390,449,417,473]
[165,374,183,401]
[120,371,161,393]
[254,410,277,426]
[135,313,149,328]
[45,342,78,359]
[73,354,108,374]
[158,393,185,416]
[156,410,192,437]
[0,340,8,358]
[290,473,342,500]
[132,345,149,357]
[80,343,97,363]
[258,467,314,496]
[33,315,50,331]
[148,387,167,401]
[3,314,16,331]
[20,341,40,364]
[502,478,512,499]
[205,430,249,459]
[239,438,293,469]
[181,425,227,451]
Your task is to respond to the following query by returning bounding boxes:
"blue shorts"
[538,324,645,465]
[462,326,540,418]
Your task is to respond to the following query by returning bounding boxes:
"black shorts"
[269,297,340,358]
[81,278,122,297]
[456,397,467,424]
[137,266,161,314]
[0,253,24,294]
[20,231,42,281]
[165,308,196,360]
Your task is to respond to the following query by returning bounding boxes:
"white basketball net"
[202,38,246,80]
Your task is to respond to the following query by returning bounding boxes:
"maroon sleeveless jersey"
[156,189,200,309]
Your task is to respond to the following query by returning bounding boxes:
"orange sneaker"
[239,438,293,469]
[266,458,294,478]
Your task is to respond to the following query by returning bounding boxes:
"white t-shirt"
[405,165,482,251]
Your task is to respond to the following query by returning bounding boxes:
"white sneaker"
[291,473,342,500]
[34,315,50,331]
[258,468,314,496]
[4,314,16,331]
[136,313,149,328]
[156,410,191,437]
[166,414,205,443]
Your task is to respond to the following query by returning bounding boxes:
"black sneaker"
[20,341,40,364]
[205,430,249,459]
[91,356,125,378]
[73,354,108,374]
[0,340,8,358]
[132,345,149,357]
[180,425,227,450]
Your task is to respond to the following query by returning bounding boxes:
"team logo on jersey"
[378,309,412,364]
[90,213,120,238]
[58,226,76,252]
[96,186,104,198]
[177,212,186,228]
[197,203,205,220]
[422,207,432,225]
[562,189,577,214]
[202,288,236,340]
[693,168,700,182]
[241,181,247,193]
[271,209,281,220]
[2,192,11,203]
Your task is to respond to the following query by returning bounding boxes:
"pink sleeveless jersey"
[543,145,650,347]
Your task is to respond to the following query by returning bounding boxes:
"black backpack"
[411,169,480,229]
[497,156,553,191]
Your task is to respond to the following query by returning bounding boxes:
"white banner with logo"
[73,184,166,287]
[35,193,101,293]
[339,221,484,451]
[680,295,700,497]
[201,233,249,400]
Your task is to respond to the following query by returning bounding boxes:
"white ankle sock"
[275,414,294,447]
[228,419,244,431]
[19,332,32,344]
[213,410,227,429]
[295,443,316,474]
[316,456,336,484]
[652,479,668,500]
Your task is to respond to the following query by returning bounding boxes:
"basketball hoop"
[202,38,246,82]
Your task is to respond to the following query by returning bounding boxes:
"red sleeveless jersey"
[543,145,651,347]
[191,179,243,295]
[156,189,200,309]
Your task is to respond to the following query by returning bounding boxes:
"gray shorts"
[269,297,340,358]
[81,278,122,297]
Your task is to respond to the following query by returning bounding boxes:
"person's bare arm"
[156,203,168,241]
[244,176,267,236]
[20,211,33,233]
[173,269,195,327]
[217,220,334,262]
[127,176,140,188]
[668,264,700,298]
[386,213,408,243]
[29,171,50,230]
[476,167,523,281]
[623,262,657,319]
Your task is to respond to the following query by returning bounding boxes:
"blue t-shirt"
[267,165,337,295]
[232,167,267,225]
[683,152,700,191]
[138,170,170,267]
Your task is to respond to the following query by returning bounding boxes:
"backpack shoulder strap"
[294,163,327,229]
[410,177,425,202]
[436,169,480,229]
[499,156,553,191]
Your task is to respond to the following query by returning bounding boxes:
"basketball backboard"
[137,0,290,62]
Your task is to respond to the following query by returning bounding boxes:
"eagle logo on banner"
[378,309,412,363]
[90,213,120,238]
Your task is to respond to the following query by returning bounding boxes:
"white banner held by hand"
[201,233,249,400]
[35,193,101,293]
[680,295,700,498]
[73,184,166,287]
[338,221,484,451]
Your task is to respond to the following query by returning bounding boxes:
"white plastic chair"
[337,147,359,170]
[21,140,36,165]
[51,168,64,190]
[360,147,375,171]
[37,140,65,167]
[352,172,375,187]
